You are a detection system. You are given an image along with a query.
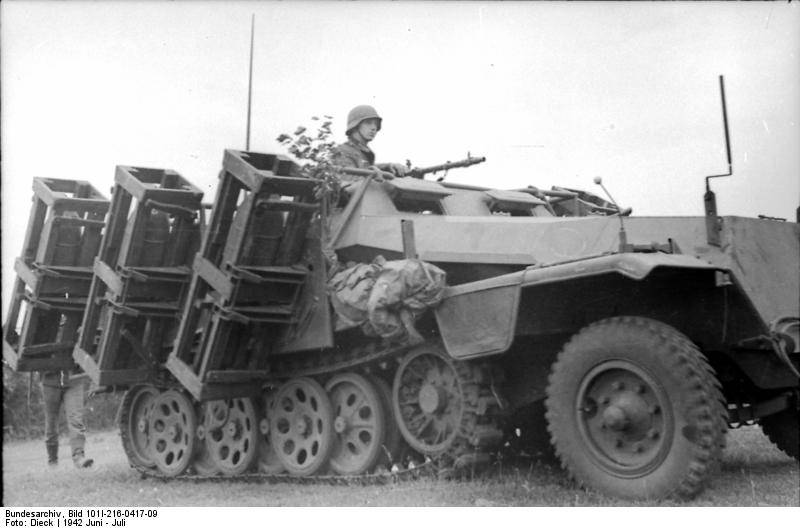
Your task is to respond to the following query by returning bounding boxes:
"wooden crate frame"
[167,150,328,400]
[73,166,204,386]
[3,178,108,372]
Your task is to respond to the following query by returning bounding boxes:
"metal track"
[135,460,437,485]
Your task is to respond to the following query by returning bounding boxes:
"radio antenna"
[704,75,733,246]
[245,14,255,151]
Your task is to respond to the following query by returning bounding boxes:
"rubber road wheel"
[118,385,160,470]
[326,372,386,475]
[270,377,334,476]
[256,388,286,474]
[545,316,727,500]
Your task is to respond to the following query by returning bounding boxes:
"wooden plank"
[15,356,75,372]
[77,277,101,353]
[35,216,58,265]
[115,166,160,200]
[77,209,107,267]
[116,202,147,267]
[222,151,311,194]
[3,339,21,370]
[13,260,40,292]
[50,215,105,228]
[18,341,75,356]
[139,189,204,207]
[94,259,124,296]
[198,381,262,402]
[204,369,271,383]
[221,191,255,266]
[97,185,132,266]
[193,256,233,301]
[72,346,101,383]
[2,277,27,340]
[34,177,106,199]
[51,197,110,212]
[222,150,264,191]
[95,311,124,371]
[165,354,204,401]
[202,172,242,265]
[96,369,151,387]
[196,314,230,379]
[20,195,48,264]
[171,274,205,365]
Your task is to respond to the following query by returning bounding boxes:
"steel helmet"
[346,105,382,134]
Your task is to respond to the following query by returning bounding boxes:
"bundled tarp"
[328,256,446,343]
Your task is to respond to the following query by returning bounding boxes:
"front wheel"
[545,316,727,500]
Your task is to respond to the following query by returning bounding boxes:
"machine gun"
[406,154,486,180]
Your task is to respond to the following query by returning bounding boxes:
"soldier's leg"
[64,379,93,468]
[42,384,63,466]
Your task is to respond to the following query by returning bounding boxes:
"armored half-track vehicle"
[4,144,798,500]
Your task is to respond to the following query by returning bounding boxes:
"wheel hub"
[259,417,270,436]
[256,389,286,475]
[602,405,629,431]
[333,415,348,434]
[576,362,672,477]
[167,424,179,442]
[419,383,446,414]
[295,416,310,436]
[602,393,651,432]
[224,420,238,438]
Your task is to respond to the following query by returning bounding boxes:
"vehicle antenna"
[245,14,255,151]
[704,75,733,246]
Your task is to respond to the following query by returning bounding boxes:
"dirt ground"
[2,425,797,507]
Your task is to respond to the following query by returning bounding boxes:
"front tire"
[545,316,727,500]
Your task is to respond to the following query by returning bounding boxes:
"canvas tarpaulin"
[328,256,446,342]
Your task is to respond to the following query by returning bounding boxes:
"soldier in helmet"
[332,105,407,181]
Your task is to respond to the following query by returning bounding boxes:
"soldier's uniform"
[332,139,375,169]
[331,140,376,183]
[40,368,93,468]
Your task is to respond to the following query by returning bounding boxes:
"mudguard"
[435,252,721,360]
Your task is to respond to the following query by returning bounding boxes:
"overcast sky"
[2,0,798,315]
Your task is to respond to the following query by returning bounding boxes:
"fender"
[435,252,722,360]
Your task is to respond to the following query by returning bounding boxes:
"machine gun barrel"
[407,156,486,179]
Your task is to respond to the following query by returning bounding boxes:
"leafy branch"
[276,115,342,201]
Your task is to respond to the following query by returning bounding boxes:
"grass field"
[2,425,797,507]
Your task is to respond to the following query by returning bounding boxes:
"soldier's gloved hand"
[368,166,393,182]
[387,163,407,177]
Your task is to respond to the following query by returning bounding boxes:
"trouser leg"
[63,380,87,461]
[42,384,63,463]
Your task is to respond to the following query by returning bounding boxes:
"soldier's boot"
[47,444,59,467]
[72,451,94,469]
